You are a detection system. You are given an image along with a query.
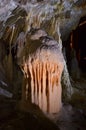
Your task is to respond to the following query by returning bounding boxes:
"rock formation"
[0,0,86,113]
[17,29,64,113]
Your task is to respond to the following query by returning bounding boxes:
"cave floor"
[0,76,86,130]
[0,96,59,130]
[0,95,86,130]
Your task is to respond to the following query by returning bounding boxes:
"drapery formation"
[19,29,64,113]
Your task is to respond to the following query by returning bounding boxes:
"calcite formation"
[19,29,64,113]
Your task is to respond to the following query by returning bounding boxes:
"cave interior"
[65,16,86,76]
[0,3,86,129]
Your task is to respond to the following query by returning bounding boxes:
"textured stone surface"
[0,0,86,41]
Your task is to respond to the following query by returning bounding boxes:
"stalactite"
[5,26,15,83]
[22,45,64,113]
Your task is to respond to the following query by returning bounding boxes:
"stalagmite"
[19,29,64,114]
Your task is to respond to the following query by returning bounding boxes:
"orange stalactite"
[19,28,64,114]
[22,48,64,113]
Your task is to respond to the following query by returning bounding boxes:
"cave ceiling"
[0,0,86,41]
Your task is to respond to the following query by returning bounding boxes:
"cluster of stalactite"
[0,4,74,112]
[19,29,64,113]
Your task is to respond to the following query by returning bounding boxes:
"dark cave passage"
[69,17,86,73]
[78,19,86,72]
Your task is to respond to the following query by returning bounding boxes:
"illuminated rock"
[19,29,64,113]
